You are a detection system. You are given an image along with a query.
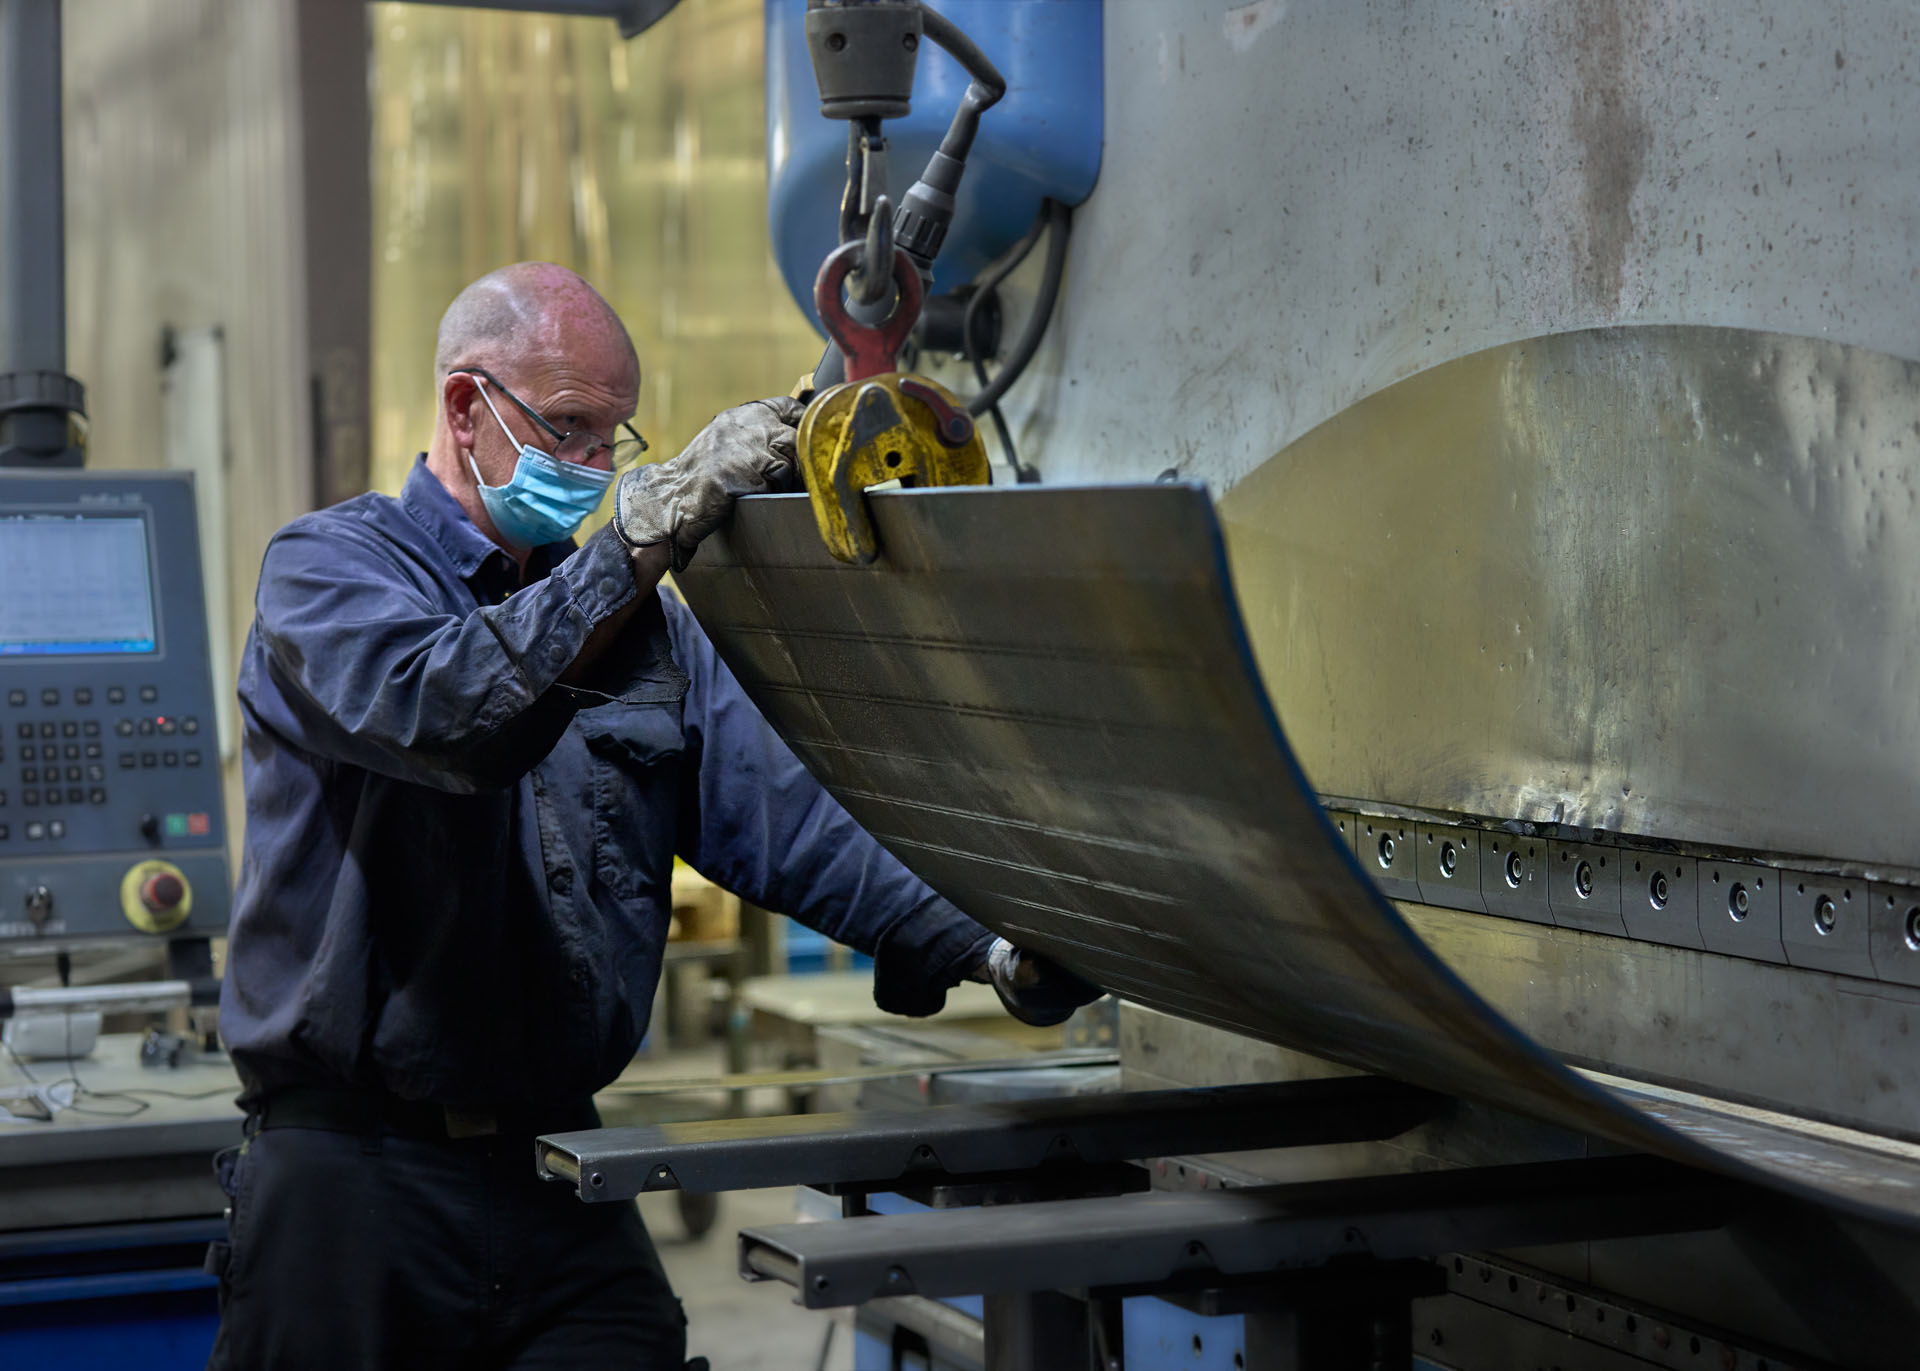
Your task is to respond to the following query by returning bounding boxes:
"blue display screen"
[0,514,158,656]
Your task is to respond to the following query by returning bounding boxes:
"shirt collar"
[398,454,577,587]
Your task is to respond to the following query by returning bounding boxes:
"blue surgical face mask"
[464,381,614,547]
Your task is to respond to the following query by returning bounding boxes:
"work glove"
[977,937,1105,1029]
[612,396,806,571]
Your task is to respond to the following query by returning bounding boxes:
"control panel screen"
[0,514,158,656]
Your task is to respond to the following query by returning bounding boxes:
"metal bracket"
[739,1154,1744,1310]
[535,1076,1441,1201]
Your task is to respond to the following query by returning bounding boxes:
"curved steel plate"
[677,486,1920,1227]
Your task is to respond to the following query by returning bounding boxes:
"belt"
[258,1087,598,1141]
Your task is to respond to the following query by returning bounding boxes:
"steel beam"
[537,1076,1440,1201]
[738,1155,1743,1310]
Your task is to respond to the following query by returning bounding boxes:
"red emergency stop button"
[141,871,186,914]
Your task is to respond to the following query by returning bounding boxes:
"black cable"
[982,401,1023,484]
[968,198,1072,418]
[963,203,1053,482]
[961,206,1049,381]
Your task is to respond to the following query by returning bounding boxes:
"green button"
[163,813,189,837]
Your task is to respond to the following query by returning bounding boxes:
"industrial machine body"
[0,471,229,944]
[700,2,1920,1367]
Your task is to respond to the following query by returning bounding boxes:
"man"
[209,262,1096,1369]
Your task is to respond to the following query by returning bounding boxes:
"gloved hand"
[977,937,1104,1028]
[612,396,806,571]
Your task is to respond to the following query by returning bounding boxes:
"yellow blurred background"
[368,0,823,502]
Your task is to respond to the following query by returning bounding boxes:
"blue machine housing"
[766,0,1104,331]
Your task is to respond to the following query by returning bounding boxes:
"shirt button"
[598,576,621,600]
[550,867,573,895]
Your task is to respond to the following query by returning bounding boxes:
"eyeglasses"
[452,366,649,469]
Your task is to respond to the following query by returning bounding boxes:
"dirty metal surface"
[537,1077,1439,1201]
[1220,326,1920,870]
[674,485,1920,1227]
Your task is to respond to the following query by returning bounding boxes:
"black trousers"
[205,1115,686,1370]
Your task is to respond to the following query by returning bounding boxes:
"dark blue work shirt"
[221,457,992,1110]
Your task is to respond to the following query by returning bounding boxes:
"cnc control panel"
[0,472,230,943]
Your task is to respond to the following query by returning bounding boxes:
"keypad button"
[82,720,99,737]
[73,688,92,706]
[86,764,104,782]
[60,721,76,738]
[37,722,54,739]
[84,743,101,759]
[62,745,78,761]
[22,788,39,806]
[115,719,134,737]
[140,752,157,768]
[20,768,35,784]
[6,689,24,707]
[17,745,31,761]
[118,753,135,769]
[64,788,81,805]
[162,751,179,767]
[88,788,106,805]
[25,820,44,840]
[185,751,203,768]
[64,766,80,783]
[16,723,32,740]
[138,719,155,736]
[182,717,200,735]
[40,789,58,806]
[139,685,158,703]
[40,688,58,707]
[158,719,177,736]
[0,824,8,840]
[106,686,125,705]
[48,819,65,838]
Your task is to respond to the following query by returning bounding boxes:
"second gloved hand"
[978,937,1104,1028]
[612,396,806,571]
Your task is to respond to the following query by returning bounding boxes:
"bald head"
[434,261,638,390]
[427,263,644,556]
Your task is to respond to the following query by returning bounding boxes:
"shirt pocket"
[577,699,685,901]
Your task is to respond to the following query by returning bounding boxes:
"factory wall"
[62,0,337,862]
[367,0,822,500]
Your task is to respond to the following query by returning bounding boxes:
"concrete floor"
[641,1184,854,1371]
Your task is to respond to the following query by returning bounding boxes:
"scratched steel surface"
[676,485,1920,1226]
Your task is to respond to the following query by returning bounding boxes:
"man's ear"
[443,372,482,449]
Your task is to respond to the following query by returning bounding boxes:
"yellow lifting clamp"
[798,241,989,565]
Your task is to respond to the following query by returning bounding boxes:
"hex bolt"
[589,1171,605,1189]
[1814,895,1837,934]
[1649,871,1670,910]
[812,1274,830,1292]
[1574,860,1595,899]
[1728,882,1750,921]
[901,31,917,49]
[1439,841,1458,877]
[826,31,846,51]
